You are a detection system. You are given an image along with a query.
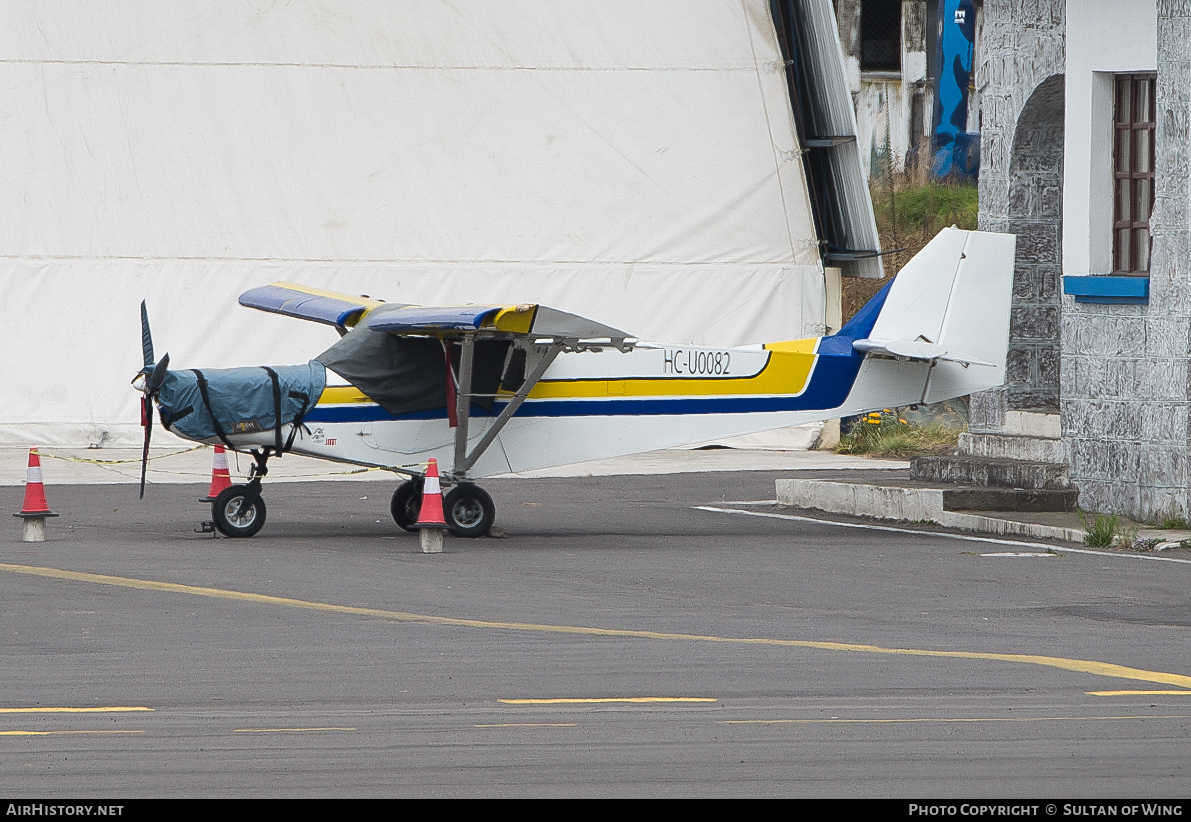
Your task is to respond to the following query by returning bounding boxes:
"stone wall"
[972,0,1066,431]
[1005,75,1064,413]
[1061,0,1191,519]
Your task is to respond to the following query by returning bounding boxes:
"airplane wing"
[240,282,633,347]
[239,282,390,330]
[364,303,631,344]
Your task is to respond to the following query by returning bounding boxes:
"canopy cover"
[1,0,826,444]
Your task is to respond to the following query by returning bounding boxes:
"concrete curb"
[775,478,1086,543]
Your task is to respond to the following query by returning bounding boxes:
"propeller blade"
[147,353,170,392]
[140,301,155,371]
[139,395,152,499]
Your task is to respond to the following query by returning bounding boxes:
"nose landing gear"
[210,448,271,538]
[212,481,267,538]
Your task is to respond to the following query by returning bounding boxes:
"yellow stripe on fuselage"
[314,337,820,405]
[319,385,373,404]
[529,337,818,399]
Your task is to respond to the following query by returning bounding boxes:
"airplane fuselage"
[213,334,937,477]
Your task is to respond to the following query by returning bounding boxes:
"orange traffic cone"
[14,449,58,543]
[415,457,447,553]
[201,445,233,502]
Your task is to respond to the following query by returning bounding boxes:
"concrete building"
[974,0,1191,521]
[834,0,983,179]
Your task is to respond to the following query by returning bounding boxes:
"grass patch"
[1078,510,1120,548]
[834,409,962,459]
[1153,512,1191,530]
[1113,525,1140,551]
[886,183,979,234]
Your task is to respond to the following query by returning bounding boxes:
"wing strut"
[449,334,562,479]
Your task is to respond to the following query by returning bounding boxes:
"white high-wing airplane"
[134,227,1015,539]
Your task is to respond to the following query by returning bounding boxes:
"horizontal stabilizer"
[852,338,995,367]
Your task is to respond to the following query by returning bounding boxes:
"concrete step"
[775,477,1086,542]
[910,455,1070,490]
[941,487,1079,512]
[958,432,1065,464]
[777,477,943,523]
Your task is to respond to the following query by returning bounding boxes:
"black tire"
[212,484,267,538]
[390,479,423,532]
[443,484,495,538]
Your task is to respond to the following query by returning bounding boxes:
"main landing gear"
[390,479,495,538]
[210,449,271,538]
[207,448,498,540]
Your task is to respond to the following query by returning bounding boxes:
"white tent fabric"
[1,0,826,445]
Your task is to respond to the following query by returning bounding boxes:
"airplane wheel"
[390,479,423,533]
[443,484,495,538]
[212,484,267,538]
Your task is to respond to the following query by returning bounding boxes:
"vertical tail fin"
[854,226,1017,402]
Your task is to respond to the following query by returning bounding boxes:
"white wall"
[1063,0,1157,276]
[0,0,827,445]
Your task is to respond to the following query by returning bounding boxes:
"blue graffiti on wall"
[933,0,979,179]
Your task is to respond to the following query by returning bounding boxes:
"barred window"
[1113,74,1156,274]
[860,0,901,72]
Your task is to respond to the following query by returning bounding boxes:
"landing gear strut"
[210,448,271,538]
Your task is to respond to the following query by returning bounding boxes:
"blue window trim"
[1062,275,1149,304]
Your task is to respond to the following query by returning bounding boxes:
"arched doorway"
[1005,73,1065,412]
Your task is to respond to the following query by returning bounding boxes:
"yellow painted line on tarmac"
[719,715,1191,725]
[474,723,578,728]
[500,697,716,705]
[5,562,1191,691]
[1089,690,1191,696]
[0,730,145,736]
[0,707,152,714]
[233,727,356,733]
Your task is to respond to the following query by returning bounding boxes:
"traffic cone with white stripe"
[201,445,233,502]
[414,457,447,553]
[14,449,58,542]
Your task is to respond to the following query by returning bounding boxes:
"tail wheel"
[390,479,424,532]
[443,484,495,538]
[212,484,267,538]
